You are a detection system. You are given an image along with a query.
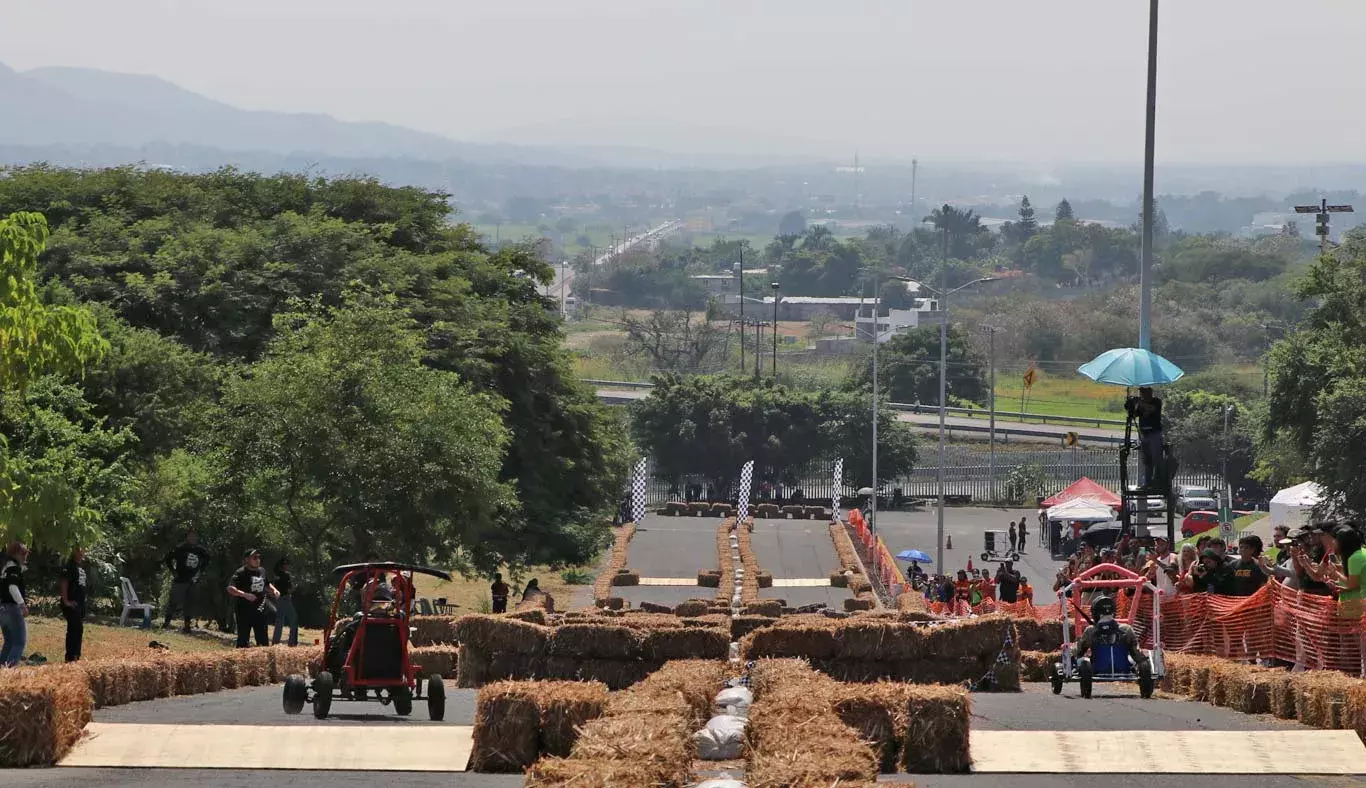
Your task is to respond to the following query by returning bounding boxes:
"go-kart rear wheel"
[1138,663,1155,699]
[427,674,446,721]
[1049,664,1064,696]
[392,685,413,716]
[980,552,990,562]
[1009,552,1020,562]
[1078,661,1093,699]
[282,674,307,715]
[312,671,334,719]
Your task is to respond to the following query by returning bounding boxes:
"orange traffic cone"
[945,534,953,550]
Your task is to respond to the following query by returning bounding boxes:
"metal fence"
[638,444,1224,506]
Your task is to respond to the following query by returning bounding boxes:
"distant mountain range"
[0,62,829,170]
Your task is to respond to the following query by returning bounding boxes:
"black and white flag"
[832,458,844,520]
[631,457,648,525]
[736,460,755,521]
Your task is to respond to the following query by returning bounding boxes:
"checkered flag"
[630,457,648,525]
[736,460,755,522]
[831,458,844,520]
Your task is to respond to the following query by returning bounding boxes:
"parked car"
[1124,486,1165,513]
[1175,484,1218,515]
[1181,511,1221,539]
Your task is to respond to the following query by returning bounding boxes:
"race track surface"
[749,517,849,609]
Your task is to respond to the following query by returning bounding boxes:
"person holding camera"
[1125,386,1165,490]
[1182,549,1231,594]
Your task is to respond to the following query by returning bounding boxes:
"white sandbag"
[714,686,753,710]
[693,780,746,788]
[694,714,747,760]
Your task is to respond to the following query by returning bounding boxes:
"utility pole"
[909,158,918,223]
[1293,197,1354,255]
[1139,0,1159,351]
[985,326,998,502]
[936,224,949,573]
[754,321,764,379]
[771,281,780,376]
[854,151,861,218]
[735,255,745,373]
[871,271,880,537]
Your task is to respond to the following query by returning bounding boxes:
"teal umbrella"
[1077,348,1185,387]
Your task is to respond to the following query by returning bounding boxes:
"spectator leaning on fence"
[0,541,29,667]
[1328,525,1366,677]
[164,528,211,632]
[60,546,88,662]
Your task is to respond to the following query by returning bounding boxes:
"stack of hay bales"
[830,522,877,611]
[526,660,728,787]
[592,522,635,606]
[0,666,94,767]
[755,503,781,518]
[715,520,736,608]
[745,658,880,784]
[411,645,459,679]
[697,569,721,588]
[411,615,460,646]
[455,614,729,690]
[1011,616,1064,651]
[741,614,1020,688]
[470,680,610,772]
[735,518,764,606]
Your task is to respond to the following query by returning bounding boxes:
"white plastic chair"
[119,576,155,627]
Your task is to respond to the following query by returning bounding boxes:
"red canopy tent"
[1040,477,1120,509]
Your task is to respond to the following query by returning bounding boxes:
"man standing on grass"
[490,573,510,614]
[164,529,210,632]
[227,549,276,648]
[0,541,29,667]
[271,557,298,647]
[60,546,88,662]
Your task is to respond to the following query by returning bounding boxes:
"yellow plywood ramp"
[970,730,1366,774]
[60,723,473,772]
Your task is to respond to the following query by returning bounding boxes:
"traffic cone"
[945,534,953,550]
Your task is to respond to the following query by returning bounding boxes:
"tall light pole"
[867,270,919,538]
[984,326,998,501]
[1139,0,1159,351]
[771,281,780,376]
[734,261,745,372]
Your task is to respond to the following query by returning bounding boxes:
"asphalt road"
[871,506,1060,589]
[613,518,718,608]
[750,517,850,609]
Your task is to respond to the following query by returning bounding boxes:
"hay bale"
[508,609,551,626]
[687,502,711,516]
[542,658,661,690]
[832,682,915,772]
[411,616,459,646]
[780,505,805,519]
[830,571,850,588]
[757,570,773,588]
[638,601,673,614]
[1295,670,1361,729]
[598,597,625,611]
[923,615,1015,661]
[0,666,94,767]
[643,627,729,662]
[834,620,923,661]
[696,571,721,588]
[901,684,972,774]
[743,620,838,660]
[844,594,877,612]
[1268,671,1299,719]
[533,681,609,758]
[570,712,692,770]
[1013,617,1064,651]
[525,757,677,787]
[453,614,552,656]
[732,614,777,641]
[673,599,711,617]
[756,503,781,518]
[167,654,218,696]
[628,659,729,723]
[747,746,880,787]
[1019,650,1055,682]
[457,645,543,688]
[471,681,541,772]
[848,574,873,594]
[610,571,640,587]
[1214,662,1275,715]
[742,600,783,617]
[549,623,644,660]
[412,645,459,679]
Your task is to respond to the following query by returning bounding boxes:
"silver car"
[1175,485,1217,515]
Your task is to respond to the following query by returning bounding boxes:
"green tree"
[847,325,990,407]
[1055,199,1075,223]
[778,210,807,237]
[1016,195,1038,238]
[214,297,514,583]
[926,204,987,260]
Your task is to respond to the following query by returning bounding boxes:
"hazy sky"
[5,0,1365,164]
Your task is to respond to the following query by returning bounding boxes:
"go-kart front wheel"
[980,552,990,562]
[282,674,307,715]
[1138,663,1155,699]
[427,674,446,721]
[1077,661,1093,699]
[1049,664,1064,695]
[312,672,334,719]
[392,685,413,716]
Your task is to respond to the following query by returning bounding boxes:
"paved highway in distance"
[593,387,1125,446]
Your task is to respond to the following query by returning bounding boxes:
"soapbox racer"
[282,562,453,720]
[1049,562,1165,699]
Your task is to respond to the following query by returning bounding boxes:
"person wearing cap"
[1145,536,1180,599]
[1182,548,1232,594]
[271,557,298,647]
[227,549,277,648]
[0,541,30,667]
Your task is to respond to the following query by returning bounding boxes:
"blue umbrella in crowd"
[1077,347,1185,388]
[895,549,933,564]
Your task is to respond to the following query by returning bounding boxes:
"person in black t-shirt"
[1184,549,1232,594]
[490,573,510,614]
[1226,535,1271,597]
[271,558,299,647]
[227,549,276,648]
[996,561,1022,603]
[1126,387,1165,490]
[59,546,89,662]
[163,529,211,631]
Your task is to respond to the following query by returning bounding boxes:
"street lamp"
[903,270,998,574]
[866,270,920,538]
[771,281,780,376]
[733,261,745,372]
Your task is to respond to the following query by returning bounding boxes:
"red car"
[1181,511,1220,539]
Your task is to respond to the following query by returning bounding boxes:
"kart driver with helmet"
[1073,594,1150,673]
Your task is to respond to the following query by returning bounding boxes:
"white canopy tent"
[1046,498,1115,523]
[1269,481,1324,528]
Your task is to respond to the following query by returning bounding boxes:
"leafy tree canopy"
[845,325,990,408]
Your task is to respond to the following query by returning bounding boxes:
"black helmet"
[1092,596,1116,618]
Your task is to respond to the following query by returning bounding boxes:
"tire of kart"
[980,552,990,562]
[1138,664,1155,699]
[313,672,334,719]
[427,674,446,721]
[282,674,307,715]
[393,685,413,716]
[1009,552,1020,561]
[1078,661,1093,700]
[1049,664,1064,695]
